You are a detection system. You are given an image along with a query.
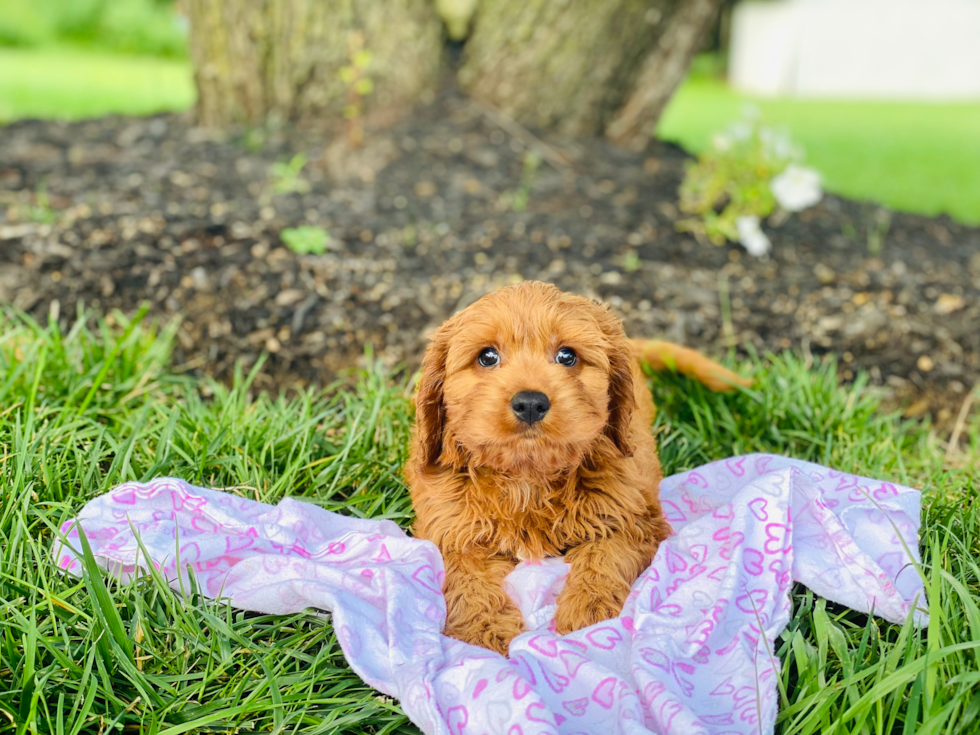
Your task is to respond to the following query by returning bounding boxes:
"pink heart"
[764,523,790,555]
[712,504,734,520]
[641,681,666,705]
[190,516,217,533]
[591,677,617,709]
[712,526,733,542]
[512,677,532,700]
[562,697,589,717]
[659,699,683,730]
[541,665,569,693]
[708,566,728,581]
[586,626,622,650]
[710,677,735,696]
[225,535,253,553]
[525,702,551,723]
[720,532,745,560]
[874,482,898,499]
[640,647,670,670]
[702,713,734,725]
[113,487,137,505]
[673,671,695,698]
[661,500,687,523]
[742,548,765,576]
[693,645,710,664]
[686,471,709,489]
[725,457,746,476]
[412,565,442,594]
[689,544,707,563]
[736,589,769,613]
[748,497,769,521]
[654,603,683,617]
[665,547,688,573]
[560,649,589,677]
[446,705,468,735]
[527,635,558,657]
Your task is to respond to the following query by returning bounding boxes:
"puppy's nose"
[511,391,550,425]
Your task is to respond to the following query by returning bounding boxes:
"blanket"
[53,454,926,735]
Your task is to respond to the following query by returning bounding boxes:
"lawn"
[0,45,194,122]
[1,311,979,733]
[658,77,980,226]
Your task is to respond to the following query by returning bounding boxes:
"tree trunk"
[459,0,722,146]
[186,0,443,128]
[607,0,724,149]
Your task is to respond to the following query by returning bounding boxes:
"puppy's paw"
[445,603,524,655]
[554,580,627,635]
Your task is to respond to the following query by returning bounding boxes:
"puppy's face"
[414,282,635,475]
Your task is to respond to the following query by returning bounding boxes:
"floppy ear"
[412,321,453,469]
[598,310,636,458]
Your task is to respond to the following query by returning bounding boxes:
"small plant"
[270,154,310,195]
[499,151,541,212]
[29,181,57,224]
[678,107,821,257]
[339,31,374,148]
[866,207,892,256]
[281,226,330,255]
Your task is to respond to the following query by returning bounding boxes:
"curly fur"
[406,281,750,654]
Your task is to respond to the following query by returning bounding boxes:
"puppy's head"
[413,281,635,475]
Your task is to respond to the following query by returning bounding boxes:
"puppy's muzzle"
[511,391,550,426]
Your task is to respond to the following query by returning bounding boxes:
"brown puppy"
[406,281,751,654]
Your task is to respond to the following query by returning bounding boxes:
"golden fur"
[406,281,751,654]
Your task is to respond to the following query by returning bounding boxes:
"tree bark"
[459,0,722,146]
[186,0,443,128]
[607,0,724,149]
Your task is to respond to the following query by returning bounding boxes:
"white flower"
[741,103,761,122]
[711,133,732,152]
[727,121,752,142]
[736,215,772,257]
[771,165,822,212]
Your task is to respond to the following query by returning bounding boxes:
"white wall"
[729,0,980,100]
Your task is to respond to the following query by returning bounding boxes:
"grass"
[0,45,194,122]
[658,76,980,225]
[0,309,978,733]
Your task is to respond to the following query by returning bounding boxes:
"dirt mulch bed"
[2,91,979,423]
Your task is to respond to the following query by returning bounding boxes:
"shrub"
[0,0,187,57]
[678,106,821,256]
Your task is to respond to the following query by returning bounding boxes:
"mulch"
[2,90,978,423]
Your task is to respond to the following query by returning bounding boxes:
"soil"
[2,90,978,424]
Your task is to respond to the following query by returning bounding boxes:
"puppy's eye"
[555,347,577,367]
[478,347,500,367]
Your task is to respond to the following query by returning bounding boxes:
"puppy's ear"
[412,321,453,468]
[599,309,636,458]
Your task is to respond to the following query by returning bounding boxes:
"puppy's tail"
[631,339,753,392]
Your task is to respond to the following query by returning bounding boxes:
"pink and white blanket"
[54,454,926,735]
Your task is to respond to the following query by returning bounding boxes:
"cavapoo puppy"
[406,281,751,654]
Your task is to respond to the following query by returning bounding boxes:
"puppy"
[406,281,751,654]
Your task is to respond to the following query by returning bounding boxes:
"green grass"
[0,45,194,122]
[0,310,978,733]
[658,77,980,225]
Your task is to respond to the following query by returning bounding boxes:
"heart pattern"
[54,455,926,735]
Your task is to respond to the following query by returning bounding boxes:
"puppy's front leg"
[442,548,523,655]
[555,533,657,634]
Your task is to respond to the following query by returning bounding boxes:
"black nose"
[511,391,550,425]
